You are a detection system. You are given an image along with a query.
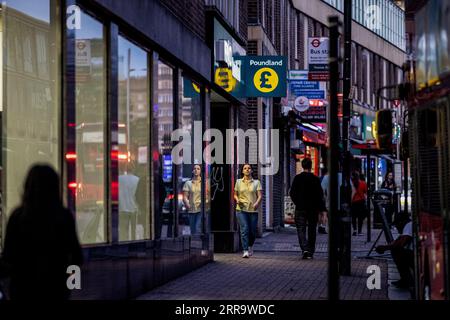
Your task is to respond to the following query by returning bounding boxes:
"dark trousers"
[351,200,367,233]
[294,210,318,254]
[392,248,414,285]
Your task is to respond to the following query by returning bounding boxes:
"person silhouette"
[0,164,83,300]
[119,161,140,241]
[183,164,203,235]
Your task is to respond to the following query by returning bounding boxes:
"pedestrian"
[351,171,368,236]
[234,163,262,258]
[318,167,329,234]
[183,164,203,235]
[0,164,83,300]
[381,171,397,224]
[381,171,396,191]
[376,211,414,289]
[289,158,327,260]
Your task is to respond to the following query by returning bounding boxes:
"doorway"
[210,101,239,252]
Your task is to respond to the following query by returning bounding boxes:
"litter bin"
[372,189,394,229]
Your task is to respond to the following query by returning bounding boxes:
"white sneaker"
[248,246,253,256]
[242,250,249,258]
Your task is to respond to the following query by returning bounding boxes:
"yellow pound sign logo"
[253,67,279,93]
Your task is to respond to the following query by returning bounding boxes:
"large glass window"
[74,12,106,244]
[177,73,204,236]
[154,59,174,239]
[2,0,60,228]
[118,36,150,241]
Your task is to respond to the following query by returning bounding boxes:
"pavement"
[137,222,413,301]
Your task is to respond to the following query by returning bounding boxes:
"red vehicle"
[406,0,450,300]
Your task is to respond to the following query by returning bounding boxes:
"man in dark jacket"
[289,158,327,259]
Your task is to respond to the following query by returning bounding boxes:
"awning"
[379,154,398,162]
[350,139,397,156]
[303,130,327,145]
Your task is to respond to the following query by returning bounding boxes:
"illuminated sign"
[215,67,236,93]
[244,56,287,97]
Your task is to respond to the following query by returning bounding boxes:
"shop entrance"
[210,100,239,252]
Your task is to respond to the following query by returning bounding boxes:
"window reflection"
[155,60,174,239]
[118,36,149,241]
[178,74,205,236]
[74,12,106,244]
[2,0,60,225]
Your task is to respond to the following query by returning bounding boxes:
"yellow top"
[183,179,202,213]
[234,178,262,212]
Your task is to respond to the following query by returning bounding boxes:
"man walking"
[290,158,327,260]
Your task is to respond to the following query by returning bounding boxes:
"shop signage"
[215,67,236,93]
[294,96,309,112]
[291,89,325,99]
[288,70,308,80]
[162,154,172,182]
[76,39,91,67]
[308,37,329,81]
[75,39,91,82]
[288,73,326,98]
[299,101,327,122]
[213,18,246,99]
[244,56,287,97]
[215,39,233,68]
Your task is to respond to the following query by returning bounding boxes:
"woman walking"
[351,171,368,236]
[234,164,262,258]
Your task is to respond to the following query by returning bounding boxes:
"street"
[138,225,409,300]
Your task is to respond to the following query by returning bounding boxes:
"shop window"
[118,35,150,241]
[74,11,106,244]
[1,0,61,228]
[176,73,206,236]
[154,59,175,239]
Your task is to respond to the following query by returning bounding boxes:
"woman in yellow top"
[234,163,262,258]
[183,164,202,235]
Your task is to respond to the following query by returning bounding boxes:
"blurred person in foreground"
[0,164,83,300]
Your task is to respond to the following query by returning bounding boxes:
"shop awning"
[379,154,399,162]
[350,139,397,156]
[302,130,327,145]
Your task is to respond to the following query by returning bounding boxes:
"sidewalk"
[138,223,411,300]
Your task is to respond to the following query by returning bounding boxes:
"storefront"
[206,9,247,252]
[0,0,213,299]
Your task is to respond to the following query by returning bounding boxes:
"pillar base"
[212,231,240,253]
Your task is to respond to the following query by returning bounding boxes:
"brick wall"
[274,0,281,53]
[239,0,248,41]
[265,0,273,40]
[298,13,304,69]
[248,0,259,24]
[159,0,206,41]
[289,6,296,69]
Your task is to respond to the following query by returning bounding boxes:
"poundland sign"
[244,56,287,97]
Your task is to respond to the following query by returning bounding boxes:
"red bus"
[406,0,450,300]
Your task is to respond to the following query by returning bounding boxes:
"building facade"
[0,0,407,299]
[0,0,217,300]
